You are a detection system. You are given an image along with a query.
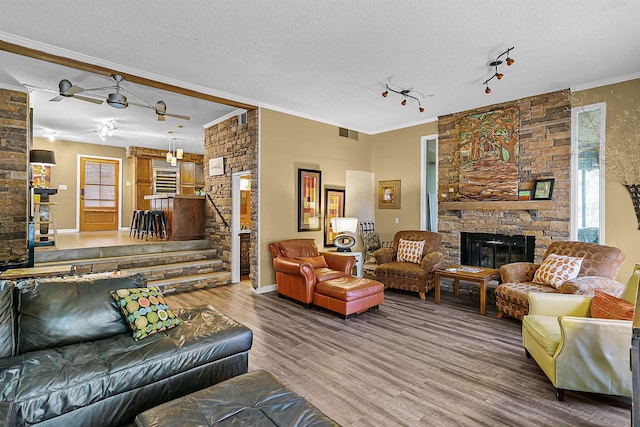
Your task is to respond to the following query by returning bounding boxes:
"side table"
[330,251,363,278]
[434,265,501,315]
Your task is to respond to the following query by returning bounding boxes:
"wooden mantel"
[440,200,553,218]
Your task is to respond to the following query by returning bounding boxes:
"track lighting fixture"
[381,83,424,113]
[483,47,515,94]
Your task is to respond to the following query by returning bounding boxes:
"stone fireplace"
[460,232,535,269]
[437,90,572,266]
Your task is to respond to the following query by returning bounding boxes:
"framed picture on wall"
[298,168,322,231]
[378,179,401,209]
[533,178,555,200]
[324,188,345,247]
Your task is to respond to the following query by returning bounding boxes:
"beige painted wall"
[573,78,640,282]
[259,109,372,287]
[32,138,130,230]
[368,121,439,243]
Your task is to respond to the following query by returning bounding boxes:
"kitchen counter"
[144,194,205,240]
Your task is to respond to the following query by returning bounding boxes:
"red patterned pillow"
[591,289,634,320]
[397,239,425,264]
[297,256,328,269]
[533,253,583,288]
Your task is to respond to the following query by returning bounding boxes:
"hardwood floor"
[166,284,631,427]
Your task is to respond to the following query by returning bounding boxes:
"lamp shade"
[331,217,358,234]
[30,149,56,166]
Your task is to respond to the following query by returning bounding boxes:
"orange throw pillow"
[298,256,328,269]
[591,289,634,320]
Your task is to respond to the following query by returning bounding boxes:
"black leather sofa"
[0,272,253,426]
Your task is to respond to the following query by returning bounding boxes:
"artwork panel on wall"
[298,168,322,231]
[378,180,401,209]
[459,106,520,201]
[533,178,555,200]
[324,188,345,247]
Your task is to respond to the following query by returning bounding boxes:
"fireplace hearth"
[460,232,534,269]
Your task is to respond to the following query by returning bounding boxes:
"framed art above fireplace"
[533,178,555,200]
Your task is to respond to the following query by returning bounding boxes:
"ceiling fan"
[48,74,190,121]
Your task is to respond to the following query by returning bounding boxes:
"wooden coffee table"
[434,265,501,315]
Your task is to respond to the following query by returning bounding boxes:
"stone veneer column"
[437,90,571,265]
[203,110,258,287]
[0,89,29,268]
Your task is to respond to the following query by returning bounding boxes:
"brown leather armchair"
[269,239,356,305]
[374,230,444,299]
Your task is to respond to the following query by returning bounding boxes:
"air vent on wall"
[338,127,359,140]
[237,112,247,125]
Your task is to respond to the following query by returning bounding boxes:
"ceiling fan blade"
[164,112,191,121]
[49,94,64,102]
[67,85,84,96]
[73,95,104,105]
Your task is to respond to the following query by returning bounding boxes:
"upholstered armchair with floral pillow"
[269,239,356,305]
[495,241,626,320]
[374,230,444,299]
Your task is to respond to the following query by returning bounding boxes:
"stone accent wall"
[438,90,571,265]
[0,89,29,268]
[203,110,259,287]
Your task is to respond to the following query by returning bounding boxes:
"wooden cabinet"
[180,162,195,195]
[195,164,205,191]
[132,157,152,210]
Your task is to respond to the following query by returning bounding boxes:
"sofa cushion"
[522,314,561,356]
[0,281,15,358]
[591,290,635,320]
[0,305,253,426]
[111,287,181,341]
[298,256,328,269]
[397,239,425,264]
[15,271,146,353]
[533,253,583,288]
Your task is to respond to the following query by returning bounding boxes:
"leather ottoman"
[135,370,340,426]
[314,276,384,319]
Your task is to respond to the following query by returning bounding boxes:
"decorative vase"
[625,184,640,230]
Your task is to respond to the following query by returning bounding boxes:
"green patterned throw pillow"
[110,287,180,341]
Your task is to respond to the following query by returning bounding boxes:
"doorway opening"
[231,170,251,283]
[420,135,438,231]
[78,156,121,232]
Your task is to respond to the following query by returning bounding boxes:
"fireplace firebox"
[460,232,534,269]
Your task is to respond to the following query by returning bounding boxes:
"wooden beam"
[0,40,256,111]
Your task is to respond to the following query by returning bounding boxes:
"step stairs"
[35,239,230,294]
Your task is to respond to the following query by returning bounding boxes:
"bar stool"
[129,210,144,237]
[146,210,168,240]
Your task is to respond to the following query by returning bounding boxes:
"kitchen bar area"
[144,194,205,240]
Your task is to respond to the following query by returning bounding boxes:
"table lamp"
[331,217,358,252]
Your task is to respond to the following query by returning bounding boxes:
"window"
[571,102,605,243]
[421,135,438,231]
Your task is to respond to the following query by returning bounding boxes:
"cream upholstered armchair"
[373,230,444,299]
[522,263,640,401]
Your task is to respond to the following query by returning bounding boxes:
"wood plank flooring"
[166,283,631,427]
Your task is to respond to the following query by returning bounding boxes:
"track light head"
[506,57,515,66]
[485,85,491,94]
[401,99,407,106]
[419,107,424,113]
[382,91,388,98]
[496,73,504,80]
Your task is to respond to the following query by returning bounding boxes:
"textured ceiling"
[0,1,639,153]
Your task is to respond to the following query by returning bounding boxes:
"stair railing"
[205,193,229,228]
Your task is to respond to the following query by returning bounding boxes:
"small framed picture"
[378,179,401,209]
[533,179,555,200]
[518,190,531,201]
